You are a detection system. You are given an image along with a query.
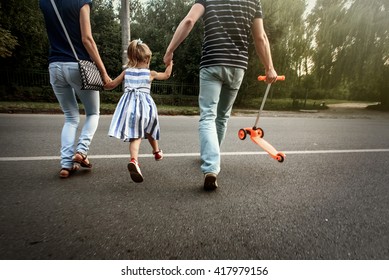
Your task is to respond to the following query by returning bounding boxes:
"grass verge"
[0,101,200,115]
[2,99,382,115]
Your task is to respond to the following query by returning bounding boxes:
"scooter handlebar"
[258,75,285,81]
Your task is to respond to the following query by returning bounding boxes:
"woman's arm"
[104,71,125,90]
[79,4,111,84]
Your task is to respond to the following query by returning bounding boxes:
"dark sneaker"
[204,173,218,191]
[153,150,163,161]
[127,159,144,183]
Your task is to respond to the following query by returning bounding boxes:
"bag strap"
[49,0,79,61]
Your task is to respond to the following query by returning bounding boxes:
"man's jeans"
[199,66,245,175]
[49,62,100,169]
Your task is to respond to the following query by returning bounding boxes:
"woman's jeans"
[199,66,245,175]
[49,62,100,169]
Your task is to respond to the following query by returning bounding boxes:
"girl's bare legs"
[128,138,143,183]
[147,134,159,153]
[129,138,142,161]
[147,134,163,161]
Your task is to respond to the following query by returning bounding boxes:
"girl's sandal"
[73,152,92,168]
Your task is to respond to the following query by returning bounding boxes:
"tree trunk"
[121,0,130,67]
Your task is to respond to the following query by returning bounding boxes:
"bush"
[0,85,57,102]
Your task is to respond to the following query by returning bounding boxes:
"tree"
[1,0,387,110]
[0,27,18,58]
[237,0,307,104]
[90,0,122,76]
[130,0,202,83]
[0,0,48,69]
[307,0,388,104]
[338,0,389,102]
[307,0,348,92]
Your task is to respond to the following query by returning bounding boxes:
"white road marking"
[0,149,388,162]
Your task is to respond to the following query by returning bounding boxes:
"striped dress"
[108,68,160,141]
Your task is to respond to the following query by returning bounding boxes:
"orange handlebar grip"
[258,75,286,81]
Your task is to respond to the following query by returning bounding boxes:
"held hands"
[103,81,114,90]
[103,74,116,90]
[167,60,174,69]
[102,73,112,87]
[163,51,173,67]
[165,60,174,78]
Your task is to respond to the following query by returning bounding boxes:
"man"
[164,0,278,191]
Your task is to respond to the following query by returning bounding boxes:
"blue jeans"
[199,66,245,175]
[49,62,100,169]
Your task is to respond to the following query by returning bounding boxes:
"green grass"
[236,97,330,111]
[1,99,377,115]
[0,101,61,110]
[0,101,200,115]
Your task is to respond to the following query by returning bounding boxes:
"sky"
[307,0,317,12]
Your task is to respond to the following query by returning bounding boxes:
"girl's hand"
[103,80,115,90]
[103,83,112,90]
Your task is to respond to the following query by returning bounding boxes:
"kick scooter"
[238,75,286,162]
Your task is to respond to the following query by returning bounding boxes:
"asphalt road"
[0,111,389,260]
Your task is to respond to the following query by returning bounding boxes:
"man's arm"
[251,18,278,83]
[163,3,205,66]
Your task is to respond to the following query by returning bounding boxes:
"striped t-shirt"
[195,0,263,70]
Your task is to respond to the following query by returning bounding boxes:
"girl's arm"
[104,70,125,90]
[150,62,173,82]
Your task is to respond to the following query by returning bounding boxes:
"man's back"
[196,0,264,70]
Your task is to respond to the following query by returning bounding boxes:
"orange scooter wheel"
[238,129,247,140]
[256,127,264,138]
[276,153,285,163]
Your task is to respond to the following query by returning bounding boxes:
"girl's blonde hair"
[127,39,152,67]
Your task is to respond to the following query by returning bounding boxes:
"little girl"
[104,39,173,183]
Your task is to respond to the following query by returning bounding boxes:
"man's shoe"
[127,159,144,183]
[204,173,218,191]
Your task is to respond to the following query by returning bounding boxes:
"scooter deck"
[238,127,285,162]
[250,134,285,162]
[238,75,286,162]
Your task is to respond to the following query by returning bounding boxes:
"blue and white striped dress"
[108,68,160,141]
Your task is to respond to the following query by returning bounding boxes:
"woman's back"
[39,0,92,63]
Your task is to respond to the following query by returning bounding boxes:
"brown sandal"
[73,152,92,168]
[59,168,74,179]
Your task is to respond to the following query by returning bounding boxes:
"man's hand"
[163,51,173,67]
[265,69,278,83]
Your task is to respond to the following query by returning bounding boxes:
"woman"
[40,0,111,178]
